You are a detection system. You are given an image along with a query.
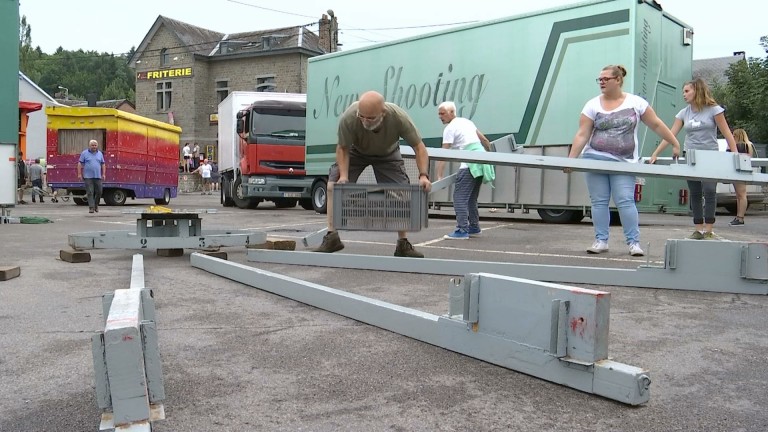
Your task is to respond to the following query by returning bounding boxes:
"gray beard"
[363,117,383,131]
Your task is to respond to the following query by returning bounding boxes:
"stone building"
[129,13,338,162]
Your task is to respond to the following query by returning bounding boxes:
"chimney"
[86,93,98,107]
[318,11,339,53]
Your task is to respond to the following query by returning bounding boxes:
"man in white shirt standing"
[436,101,495,240]
[182,143,192,173]
[193,159,213,195]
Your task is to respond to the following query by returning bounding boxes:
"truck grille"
[261,161,304,170]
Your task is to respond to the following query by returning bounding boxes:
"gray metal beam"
[652,156,768,168]
[92,254,166,431]
[130,254,145,289]
[429,172,457,192]
[69,229,265,250]
[302,228,327,248]
[103,288,150,426]
[246,239,768,295]
[190,253,650,405]
[401,145,768,184]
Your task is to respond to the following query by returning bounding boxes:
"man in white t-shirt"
[193,159,213,195]
[182,143,192,172]
[435,101,494,240]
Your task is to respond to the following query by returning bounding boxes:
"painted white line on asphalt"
[93,220,134,226]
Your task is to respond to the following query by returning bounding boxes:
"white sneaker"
[587,240,609,254]
[629,243,645,257]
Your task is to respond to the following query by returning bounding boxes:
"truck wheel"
[221,179,234,207]
[231,177,252,209]
[312,180,328,214]
[299,199,314,210]
[104,189,127,206]
[537,209,583,224]
[154,189,171,205]
[722,203,737,215]
[273,198,297,209]
[73,197,88,206]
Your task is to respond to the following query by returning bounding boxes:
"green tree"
[718,56,768,143]
[18,15,39,77]
[18,16,136,103]
[713,36,768,144]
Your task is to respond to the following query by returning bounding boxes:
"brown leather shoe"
[313,231,344,253]
[394,238,423,258]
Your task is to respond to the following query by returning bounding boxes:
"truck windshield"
[250,107,306,138]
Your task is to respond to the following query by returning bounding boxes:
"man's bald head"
[356,91,387,130]
[358,91,385,113]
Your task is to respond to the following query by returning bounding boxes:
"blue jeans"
[453,168,482,231]
[687,180,717,225]
[84,178,103,209]
[583,154,639,244]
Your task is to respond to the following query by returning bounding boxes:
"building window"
[255,75,276,92]
[160,48,169,66]
[156,81,172,111]
[216,80,229,103]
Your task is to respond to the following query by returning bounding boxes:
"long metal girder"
[246,239,768,295]
[650,156,768,167]
[400,145,768,184]
[92,254,166,431]
[69,229,265,250]
[190,253,650,405]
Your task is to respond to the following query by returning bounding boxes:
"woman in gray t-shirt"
[650,78,737,239]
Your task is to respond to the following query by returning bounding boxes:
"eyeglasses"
[596,77,618,83]
[356,110,383,122]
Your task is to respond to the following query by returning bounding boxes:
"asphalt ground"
[1,192,767,431]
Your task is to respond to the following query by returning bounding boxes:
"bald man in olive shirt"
[314,91,432,257]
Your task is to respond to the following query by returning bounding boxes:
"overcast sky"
[19,0,766,60]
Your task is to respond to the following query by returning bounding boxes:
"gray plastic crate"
[333,183,428,232]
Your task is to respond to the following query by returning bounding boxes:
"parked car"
[716,139,766,214]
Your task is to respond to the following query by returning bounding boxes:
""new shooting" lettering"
[312,64,487,120]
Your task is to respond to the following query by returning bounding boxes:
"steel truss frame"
[247,239,768,295]
[69,212,265,250]
[191,253,651,405]
[92,254,165,431]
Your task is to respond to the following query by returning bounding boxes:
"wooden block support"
[60,249,92,263]
[199,251,228,260]
[157,248,184,257]
[0,266,21,281]
[247,238,296,251]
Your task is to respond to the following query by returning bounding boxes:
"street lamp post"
[57,85,68,100]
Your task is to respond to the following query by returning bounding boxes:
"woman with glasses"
[568,65,680,256]
[650,78,738,239]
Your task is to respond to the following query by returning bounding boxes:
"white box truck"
[218,91,314,209]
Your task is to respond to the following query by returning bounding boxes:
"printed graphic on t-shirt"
[590,108,637,159]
